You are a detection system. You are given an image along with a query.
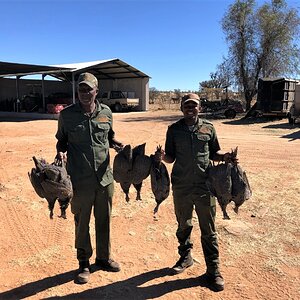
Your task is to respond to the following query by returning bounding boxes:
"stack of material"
[28,156,73,219]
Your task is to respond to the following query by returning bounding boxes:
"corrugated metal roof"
[0,59,149,81]
[0,61,70,77]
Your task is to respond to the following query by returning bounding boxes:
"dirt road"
[0,110,299,299]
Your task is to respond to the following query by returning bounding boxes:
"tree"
[221,0,300,110]
[149,87,159,104]
[199,68,230,90]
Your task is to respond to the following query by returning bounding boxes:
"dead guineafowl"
[28,156,73,219]
[206,147,252,219]
[113,143,151,202]
[150,145,170,219]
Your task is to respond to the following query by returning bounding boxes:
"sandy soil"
[0,109,299,300]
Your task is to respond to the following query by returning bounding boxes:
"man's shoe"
[95,258,121,272]
[172,254,194,274]
[76,267,90,284]
[205,273,225,291]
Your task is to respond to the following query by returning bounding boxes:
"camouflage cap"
[181,93,200,105]
[77,72,98,89]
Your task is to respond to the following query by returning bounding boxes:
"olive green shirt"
[165,118,220,189]
[55,101,115,187]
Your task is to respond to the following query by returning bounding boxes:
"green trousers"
[173,186,220,276]
[71,178,114,263]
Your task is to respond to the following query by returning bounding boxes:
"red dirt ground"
[0,110,299,299]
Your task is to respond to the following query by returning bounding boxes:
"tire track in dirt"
[46,216,66,249]
[1,195,48,261]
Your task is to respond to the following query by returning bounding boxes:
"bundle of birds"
[206,147,252,219]
[113,143,152,202]
[28,156,73,219]
[150,145,170,219]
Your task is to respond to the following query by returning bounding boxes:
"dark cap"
[181,93,200,105]
[77,72,98,89]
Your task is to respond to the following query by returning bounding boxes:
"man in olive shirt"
[158,93,233,292]
[55,72,123,284]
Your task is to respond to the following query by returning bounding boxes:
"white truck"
[98,91,139,112]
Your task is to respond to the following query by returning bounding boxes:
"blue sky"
[0,0,299,91]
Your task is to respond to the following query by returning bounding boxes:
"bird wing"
[28,168,46,198]
[132,143,146,157]
[150,160,170,204]
[40,178,73,200]
[231,164,252,207]
[113,151,132,183]
[131,155,152,184]
[206,163,232,203]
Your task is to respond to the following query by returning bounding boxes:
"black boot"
[172,250,194,274]
[76,261,90,284]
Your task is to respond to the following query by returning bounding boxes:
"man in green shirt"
[55,72,123,284]
[158,93,233,292]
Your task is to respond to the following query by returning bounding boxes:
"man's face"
[78,83,98,105]
[182,101,200,123]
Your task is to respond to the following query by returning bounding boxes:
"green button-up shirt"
[165,118,220,189]
[55,101,115,187]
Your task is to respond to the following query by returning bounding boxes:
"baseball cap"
[77,72,98,89]
[181,93,200,105]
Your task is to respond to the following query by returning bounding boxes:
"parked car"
[98,91,139,112]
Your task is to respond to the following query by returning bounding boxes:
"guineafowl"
[206,147,251,219]
[150,145,170,218]
[28,156,73,219]
[113,143,151,202]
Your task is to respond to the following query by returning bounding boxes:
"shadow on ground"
[280,130,300,140]
[222,116,286,125]
[0,268,216,299]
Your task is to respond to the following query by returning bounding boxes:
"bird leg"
[153,203,160,214]
[153,203,160,221]
[221,204,230,220]
[120,182,131,202]
[48,205,54,219]
[133,183,142,201]
[58,198,70,219]
[233,205,239,214]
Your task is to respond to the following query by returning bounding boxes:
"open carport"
[0,59,150,112]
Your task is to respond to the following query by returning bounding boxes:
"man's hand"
[111,138,124,152]
[154,147,165,163]
[54,152,67,166]
[224,152,238,164]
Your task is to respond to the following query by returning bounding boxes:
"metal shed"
[0,59,150,112]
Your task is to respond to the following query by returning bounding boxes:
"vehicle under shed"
[0,59,150,113]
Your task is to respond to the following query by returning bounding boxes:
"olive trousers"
[173,187,220,276]
[71,179,114,263]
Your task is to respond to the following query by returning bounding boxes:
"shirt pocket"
[94,123,110,144]
[68,124,89,144]
[195,133,210,153]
